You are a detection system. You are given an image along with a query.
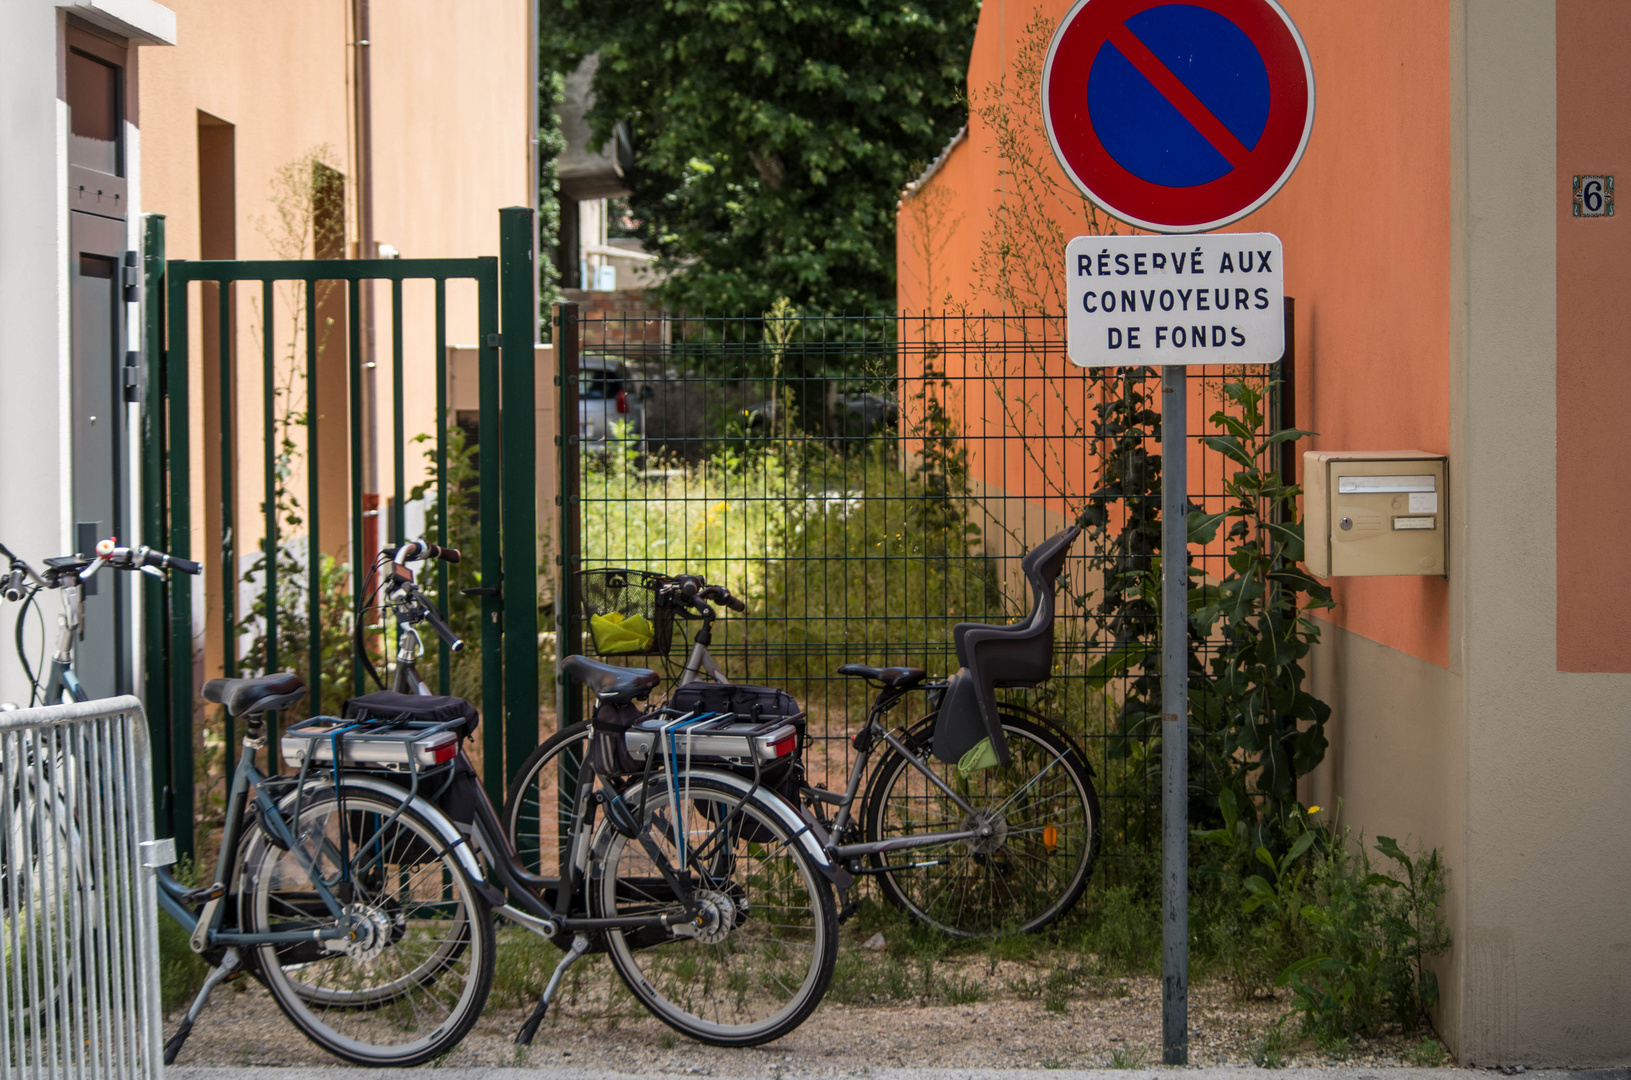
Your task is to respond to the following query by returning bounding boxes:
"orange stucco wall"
[899,0,1452,668]
[1555,0,1631,672]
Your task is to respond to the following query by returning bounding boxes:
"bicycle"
[0,538,205,1033]
[503,525,1101,939]
[323,540,842,1047]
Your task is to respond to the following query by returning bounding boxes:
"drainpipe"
[353,0,379,527]
[530,0,540,342]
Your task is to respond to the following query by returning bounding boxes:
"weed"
[1108,1046,1147,1068]
[1250,1018,1294,1068]
[939,975,986,1005]
[491,930,544,1009]
[657,1031,679,1050]
[1404,1037,1448,1066]
[157,907,211,1015]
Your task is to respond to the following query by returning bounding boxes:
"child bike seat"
[561,654,660,704]
[202,672,309,717]
[933,525,1081,765]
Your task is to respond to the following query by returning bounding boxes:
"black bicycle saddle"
[836,664,927,689]
[560,654,660,704]
[202,672,309,717]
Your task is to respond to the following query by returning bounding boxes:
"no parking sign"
[1043,0,1314,233]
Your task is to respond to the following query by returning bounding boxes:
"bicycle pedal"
[837,899,862,924]
[179,882,225,905]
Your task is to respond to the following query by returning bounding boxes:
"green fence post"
[554,301,581,729]
[165,262,196,859]
[499,208,539,787]
[476,260,504,806]
[140,214,172,842]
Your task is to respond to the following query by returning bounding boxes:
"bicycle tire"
[594,773,837,1046]
[863,713,1099,938]
[240,786,494,1067]
[500,721,592,883]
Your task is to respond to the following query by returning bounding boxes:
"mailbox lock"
[1339,516,1353,531]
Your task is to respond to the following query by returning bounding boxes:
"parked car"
[579,356,651,453]
[743,391,897,440]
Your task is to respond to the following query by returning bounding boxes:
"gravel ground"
[169,949,1449,1072]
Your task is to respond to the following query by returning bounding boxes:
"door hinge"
[123,251,141,303]
[123,351,143,403]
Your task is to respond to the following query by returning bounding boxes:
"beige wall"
[1454,0,1631,1063]
[136,0,530,678]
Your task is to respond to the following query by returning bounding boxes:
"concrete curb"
[169,1069,1631,1080]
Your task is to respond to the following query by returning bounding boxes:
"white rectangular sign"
[1065,233,1284,367]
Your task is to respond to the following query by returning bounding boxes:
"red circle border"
[1043,0,1314,232]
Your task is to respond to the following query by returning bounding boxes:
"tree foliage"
[545,0,978,314]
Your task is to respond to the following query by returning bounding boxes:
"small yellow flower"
[1307,806,1322,814]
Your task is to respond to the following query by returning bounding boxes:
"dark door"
[67,27,132,699]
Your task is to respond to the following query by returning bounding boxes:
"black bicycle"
[332,541,843,1047]
[504,526,1101,939]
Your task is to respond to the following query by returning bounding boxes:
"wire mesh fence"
[563,309,1291,867]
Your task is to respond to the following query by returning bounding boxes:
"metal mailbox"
[1304,451,1447,577]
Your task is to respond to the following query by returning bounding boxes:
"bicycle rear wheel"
[241,786,494,1067]
[594,773,837,1046]
[863,714,1099,938]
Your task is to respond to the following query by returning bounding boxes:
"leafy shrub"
[1279,830,1450,1041]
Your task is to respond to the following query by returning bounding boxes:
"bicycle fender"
[594,767,853,890]
[273,776,499,904]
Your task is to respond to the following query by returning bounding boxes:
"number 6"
[1584,178,1604,213]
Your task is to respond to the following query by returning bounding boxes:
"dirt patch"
[169,946,1447,1072]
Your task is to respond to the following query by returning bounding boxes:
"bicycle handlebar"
[665,575,746,613]
[390,540,461,565]
[416,596,465,653]
[93,540,202,577]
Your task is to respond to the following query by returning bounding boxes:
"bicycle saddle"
[836,664,927,689]
[560,654,660,704]
[202,672,308,717]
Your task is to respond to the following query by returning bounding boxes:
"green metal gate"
[140,207,541,855]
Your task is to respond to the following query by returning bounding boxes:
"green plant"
[1188,380,1333,839]
[1249,1017,1294,1068]
[1404,1036,1448,1066]
[940,974,986,1005]
[158,856,210,1014]
[1278,831,1451,1042]
[1108,1046,1147,1068]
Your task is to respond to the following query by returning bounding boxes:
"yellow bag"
[590,611,656,654]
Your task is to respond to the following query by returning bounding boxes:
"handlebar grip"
[142,549,201,575]
[420,600,465,653]
[436,546,461,565]
[722,594,746,613]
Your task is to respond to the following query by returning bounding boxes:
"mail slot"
[1304,451,1447,577]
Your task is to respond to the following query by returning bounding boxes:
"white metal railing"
[0,695,164,1080]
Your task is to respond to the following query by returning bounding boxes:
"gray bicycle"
[504,526,1101,939]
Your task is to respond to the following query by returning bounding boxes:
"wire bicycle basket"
[577,568,674,656]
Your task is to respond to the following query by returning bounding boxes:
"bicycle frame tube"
[156,735,354,949]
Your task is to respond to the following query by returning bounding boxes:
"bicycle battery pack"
[623,716,800,767]
[280,720,460,769]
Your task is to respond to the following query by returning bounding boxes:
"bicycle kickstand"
[164,947,241,1064]
[515,933,591,1045]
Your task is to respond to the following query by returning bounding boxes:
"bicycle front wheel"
[864,714,1099,937]
[241,786,494,1067]
[500,721,591,881]
[594,774,837,1046]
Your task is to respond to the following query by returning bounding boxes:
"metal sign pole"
[1161,363,1189,1065]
